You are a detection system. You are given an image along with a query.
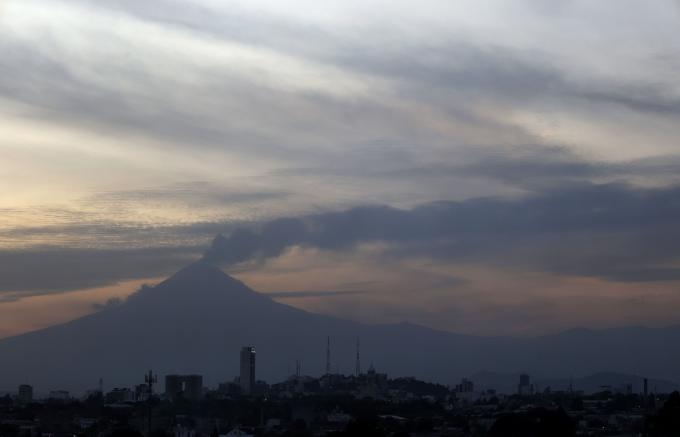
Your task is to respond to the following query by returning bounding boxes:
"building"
[105,388,135,404]
[218,380,242,397]
[48,390,70,401]
[17,384,33,404]
[165,375,203,401]
[518,373,533,396]
[240,346,256,395]
[455,378,474,393]
[135,383,151,401]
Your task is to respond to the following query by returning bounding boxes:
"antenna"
[295,360,301,377]
[143,370,157,437]
[355,337,361,376]
[144,369,158,394]
[326,336,331,375]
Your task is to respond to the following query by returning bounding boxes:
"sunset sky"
[1,0,680,338]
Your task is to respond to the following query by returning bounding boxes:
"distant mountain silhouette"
[471,370,680,394]
[0,260,679,393]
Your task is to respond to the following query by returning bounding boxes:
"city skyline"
[5,358,675,436]
[3,340,674,398]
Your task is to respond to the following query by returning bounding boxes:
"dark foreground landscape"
[1,371,680,437]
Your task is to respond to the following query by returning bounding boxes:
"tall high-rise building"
[17,384,33,404]
[518,373,533,396]
[240,346,256,396]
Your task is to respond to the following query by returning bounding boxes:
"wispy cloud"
[265,290,366,299]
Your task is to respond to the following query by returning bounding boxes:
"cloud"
[265,290,366,299]
[90,182,289,207]
[0,246,199,294]
[2,0,679,233]
[204,182,680,283]
[92,296,124,311]
[1,0,680,335]
[3,153,680,300]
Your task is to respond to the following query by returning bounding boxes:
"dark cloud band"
[204,183,680,283]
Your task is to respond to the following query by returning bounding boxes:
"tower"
[144,370,157,437]
[326,336,331,375]
[144,370,157,394]
[355,337,361,376]
[240,346,256,396]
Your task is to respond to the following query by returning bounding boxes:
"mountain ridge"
[1,261,679,393]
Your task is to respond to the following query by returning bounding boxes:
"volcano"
[1,260,679,393]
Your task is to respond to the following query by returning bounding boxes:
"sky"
[1,0,680,337]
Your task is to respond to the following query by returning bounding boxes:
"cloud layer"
[1,0,679,334]
[204,182,680,283]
